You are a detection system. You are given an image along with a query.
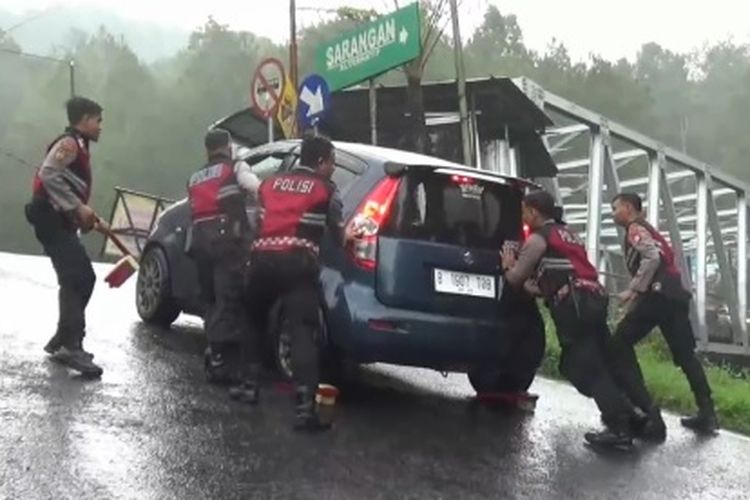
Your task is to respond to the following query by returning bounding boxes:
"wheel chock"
[475,392,539,411]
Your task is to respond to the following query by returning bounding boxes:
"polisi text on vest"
[273,177,315,194]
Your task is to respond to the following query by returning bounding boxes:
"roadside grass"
[537,306,750,436]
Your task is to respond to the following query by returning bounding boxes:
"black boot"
[681,409,719,435]
[229,380,260,405]
[294,385,331,433]
[44,333,64,355]
[632,406,667,443]
[680,356,719,435]
[585,428,633,449]
[50,346,103,378]
[586,415,633,449]
[228,364,261,405]
[204,345,235,385]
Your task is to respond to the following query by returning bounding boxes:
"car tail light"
[348,176,401,270]
[451,174,475,185]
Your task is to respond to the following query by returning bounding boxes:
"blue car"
[135,139,545,394]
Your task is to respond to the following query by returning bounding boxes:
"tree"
[398,0,452,153]
[635,42,692,151]
[465,6,535,78]
[689,41,750,175]
[0,31,25,141]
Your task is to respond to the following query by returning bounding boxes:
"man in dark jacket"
[25,96,106,377]
[188,129,260,396]
[502,190,656,448]
[610,192,718,434]
[246,135,351,432]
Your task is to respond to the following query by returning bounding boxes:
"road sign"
[297,74,331,128]
[276,75,298,139]
[251,58,285,119]
[315,3,421,91]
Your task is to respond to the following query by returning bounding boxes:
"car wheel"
[136,246,181,326]
[267,300,294,381]
[468,307,545,394]
[468,366,536,394]
[268,303,352,386]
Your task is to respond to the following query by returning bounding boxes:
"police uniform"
[248,164,343,430]
[612,218,717,431]
[505,220,639,445]
[25,127,101,376]
[187,152,255,384]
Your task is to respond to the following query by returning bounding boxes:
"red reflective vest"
[624,219,688,298]
[32,130,92,205]
[535,221,601,298]
[187,159,244,223]
[252,167,334,256]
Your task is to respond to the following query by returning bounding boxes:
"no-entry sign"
[251,58,286,119]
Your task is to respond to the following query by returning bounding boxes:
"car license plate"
[433,268,496,298]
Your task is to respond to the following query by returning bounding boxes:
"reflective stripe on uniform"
[218,185,242,199]
[252,236,320,255]
[538,257,574,273]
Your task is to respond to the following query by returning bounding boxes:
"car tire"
[268,302,354,388]
[468,306,545,394]
[468,365,536,394]
[136,246,181,326]
[266,300,293,380]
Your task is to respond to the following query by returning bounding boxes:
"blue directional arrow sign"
[297,74,331,128]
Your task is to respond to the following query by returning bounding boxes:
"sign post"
[314,3,421,92]
[369,78,377,145]
[251,58,286,143]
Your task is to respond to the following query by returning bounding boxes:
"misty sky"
[3,0,750,62]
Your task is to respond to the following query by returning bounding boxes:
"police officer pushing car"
[610,192,718,435]
[187,129,260,397]
[502,190,652,449]
[246,135,352,432]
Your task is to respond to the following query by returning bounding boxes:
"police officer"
[611,193,718,434]
[501,190,645,448]
[25,97,106,377]
[247,135,348,432]
[187,129,260,398]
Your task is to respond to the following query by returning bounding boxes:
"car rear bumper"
[327,281,526,371]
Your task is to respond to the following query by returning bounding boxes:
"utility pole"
[449,0,472,166]
[289,0,299,92]
[0,47,75,97]
[69,59,75,97]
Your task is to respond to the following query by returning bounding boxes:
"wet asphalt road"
[1,252,749,500]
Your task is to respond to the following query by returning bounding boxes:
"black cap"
[204,129,231,151]
[523,190,556,218]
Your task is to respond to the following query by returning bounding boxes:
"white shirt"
[234,160,261,195]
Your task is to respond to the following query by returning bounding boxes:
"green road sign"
[315,3,421,91]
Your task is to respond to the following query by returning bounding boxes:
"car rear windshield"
[381,170,523,249]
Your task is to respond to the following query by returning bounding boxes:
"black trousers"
[612,292,713,412]
[25,201,96,350]
[246,250,321,390]
[550,291,635,428]
[192,237,250,349]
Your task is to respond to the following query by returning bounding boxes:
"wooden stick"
[100,225,132,257]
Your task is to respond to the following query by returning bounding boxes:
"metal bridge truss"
[491,77,749,356]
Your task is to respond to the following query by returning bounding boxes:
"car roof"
[248,139,538,188]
